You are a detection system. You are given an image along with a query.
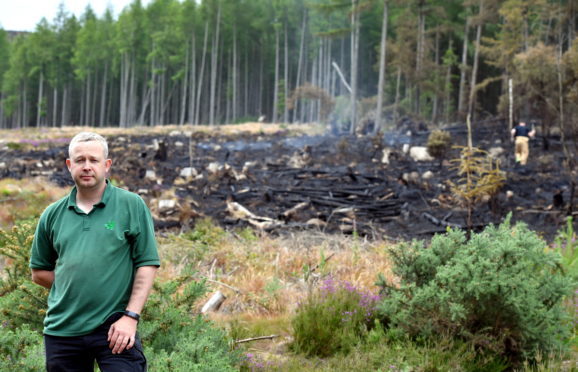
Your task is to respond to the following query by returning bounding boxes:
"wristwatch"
[123,310,141,322]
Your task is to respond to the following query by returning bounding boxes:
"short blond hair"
[68,132,109,158]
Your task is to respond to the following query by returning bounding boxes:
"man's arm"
[107,265,158,354]
[31,269,54,289]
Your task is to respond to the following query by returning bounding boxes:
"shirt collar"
[67,179,112,210]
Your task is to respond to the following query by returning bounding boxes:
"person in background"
[30,132,160,371]
[511,121,536,166]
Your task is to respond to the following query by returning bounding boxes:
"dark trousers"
[44,313,147,372]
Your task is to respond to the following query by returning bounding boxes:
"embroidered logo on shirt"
[104,221,115,230]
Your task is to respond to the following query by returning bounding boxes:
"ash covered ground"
[1,121,575,242]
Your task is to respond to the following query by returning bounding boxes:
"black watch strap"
[123,310,140,322]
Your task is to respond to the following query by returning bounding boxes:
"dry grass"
[157,225,396,340]
[0,122,322,143]
[0,177,69,226]
[155,225,398,365]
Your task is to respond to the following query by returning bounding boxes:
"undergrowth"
[0,178,576,371]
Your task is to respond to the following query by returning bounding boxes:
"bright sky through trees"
[0,0,153,32]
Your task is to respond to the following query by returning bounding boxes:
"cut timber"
[279,201,310,221]
[226,200,284,230]
[201,291,226,313]
[234,335,279,344]
[421,212,463,229]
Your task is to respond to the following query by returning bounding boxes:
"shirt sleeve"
[131,196,160,268]
[30,211,58,270]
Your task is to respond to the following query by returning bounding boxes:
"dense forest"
[0,0,578,136]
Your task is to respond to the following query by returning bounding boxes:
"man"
[30,132,160,371]
[510,121,536,166]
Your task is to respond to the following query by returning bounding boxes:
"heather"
[290,277,381,357]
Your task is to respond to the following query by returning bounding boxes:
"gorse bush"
[376,215,575,364]
[291,277,380,357]
[114,270,240,369]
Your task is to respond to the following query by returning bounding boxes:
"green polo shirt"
[30,181,160,336]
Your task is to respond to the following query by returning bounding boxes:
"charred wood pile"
[0,122,575,242]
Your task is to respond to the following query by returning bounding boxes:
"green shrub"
[146,324,238,371]
[140,270,240,370]
[376,215,575,364]
[550,216,578,349]
[0,220,239,369]
[0,221,37,293]
[0,221,48,329]
[0,324,45,371]
[291,278,380,357]
[552,216,578,283]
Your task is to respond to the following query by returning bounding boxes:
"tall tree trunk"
[349,0,360,134]
[415,2,425,116]
[376,0,389,133]
[225,50,231,124]
[86,73,93,126]
[119,52,131,128]
[293,9,307,123]
[62,85,68,126]
[91,70,98,125]
[100,63,108,126]
[180,45,189,125]
[458,18,470,117]
[244,46,249,118]
[258,48,264,118]
[80,78,86,126]
[283,20,289,124]
[569,0,576,49]
[467,0,484,122]
[36,72,44,127]
[209,3,221,126]
[432,27,440,122]
[444,39,454,123]
[129,58,136,125]
[394,66,402,123]
[233,25,238,123]
[188,33,197,124]
[273,25,280,123]
[195,22,209,125]
[215,33,225,124]
[52,87,58,126]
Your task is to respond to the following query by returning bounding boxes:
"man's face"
[66,141,112,191]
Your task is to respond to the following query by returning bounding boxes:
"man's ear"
[105,159,112,171]
[65,158,71,171]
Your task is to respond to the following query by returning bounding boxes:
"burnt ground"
[0,121,576,243]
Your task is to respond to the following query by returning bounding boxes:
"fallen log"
[421,212,463,229]
[226,200,284,230]
[279,201,310,221]
[234,335,279,344]
[201,291,226,313]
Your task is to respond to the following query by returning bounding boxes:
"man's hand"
[107,316,138,354]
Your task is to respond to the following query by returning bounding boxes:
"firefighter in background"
[510,121,536,165]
